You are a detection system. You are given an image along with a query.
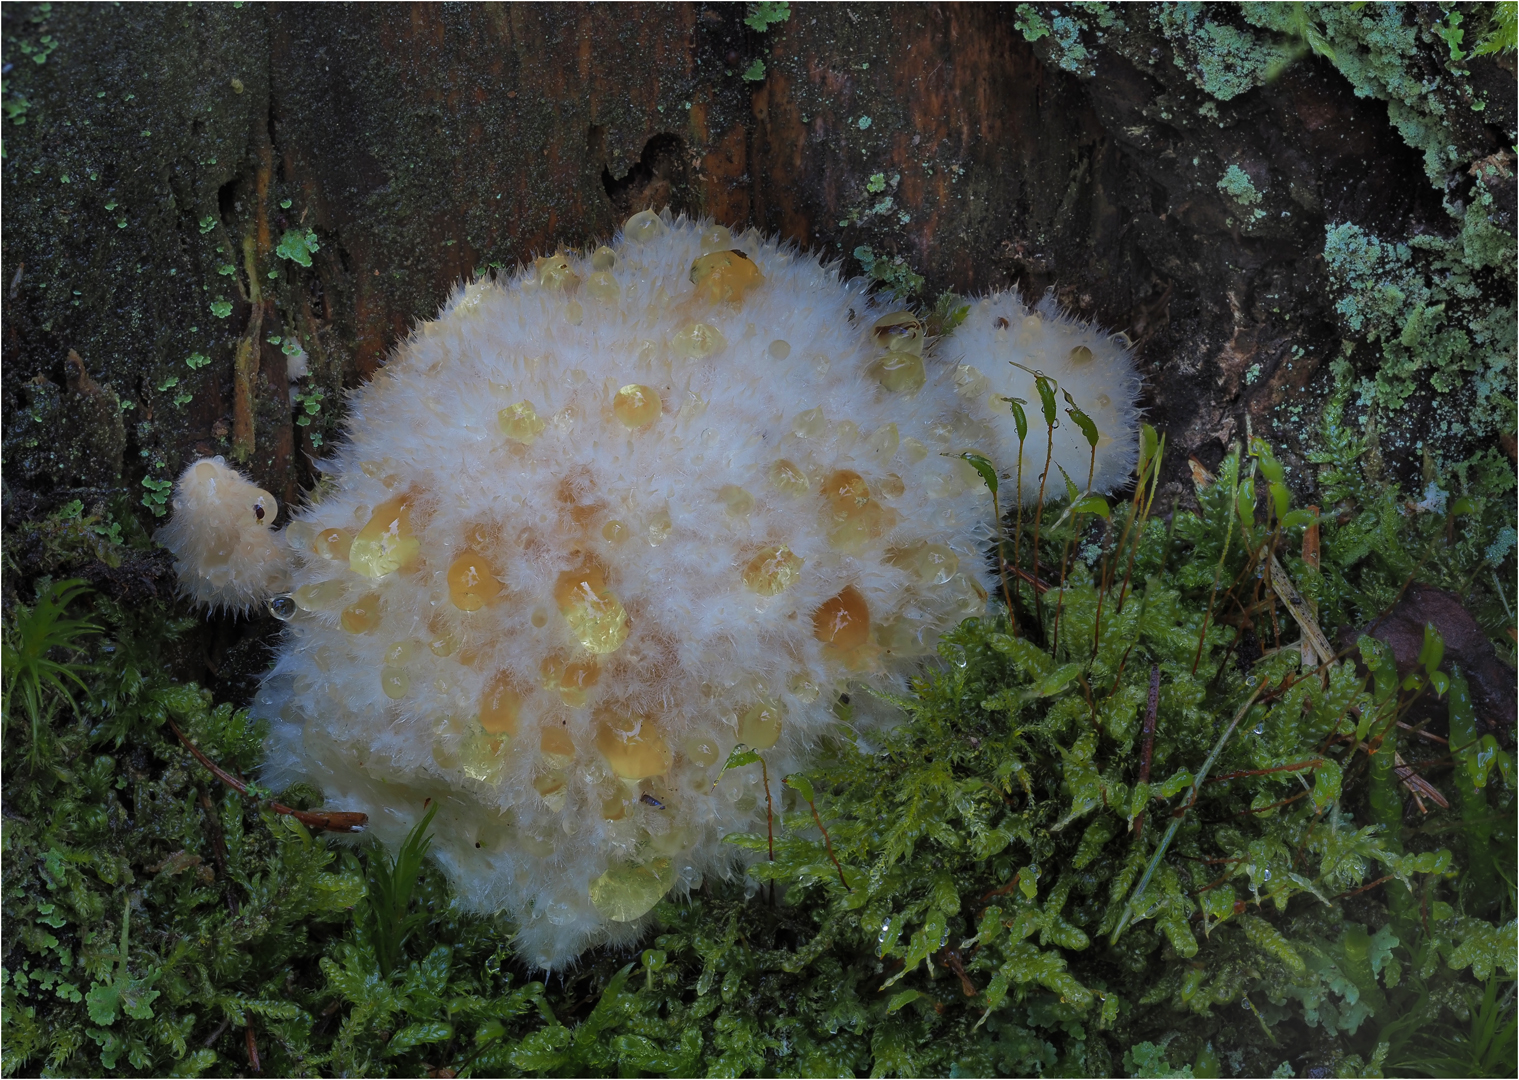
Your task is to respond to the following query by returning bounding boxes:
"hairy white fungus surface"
[166,211,1140,968]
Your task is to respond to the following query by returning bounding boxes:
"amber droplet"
[887,541,960,584]
[602,794,627,820]
[601,519,628,544]
[498,400,545,444]
[682,734,722,768]
[719,485,754,517]
[534,771,568,810]
[613,384,662,428]
[448,551,502,611]
[534,253,580,292]
[791,406,826,438]
[870,310,925,355]
[671,321,726,359]
[742,544,803,596]
[530,607,549,628]
[293,578,348,612]
[699,224,734,253]
[646,507,673,546]
[340,593,383,634]
[767,339,791,360]
[879,473,906,499]
[867,352,926,394]
[480,672,525,737]
[821,470,896,553]
[380,667,410,699]
[540,652,601,707]
[586,271,620,303]
[314,527,354,562]
[813,585,870,651]
[591,245,616,271]
[1068,345,1094,366]
[385,640,422,665]
[737,700,783,750]
[540,725,576,767]
[349,496,421,579]
[554,562,630,654]
[595,711,673,779]
[623,209,665,243]
[689,250,764,304]
[768,459,810,497]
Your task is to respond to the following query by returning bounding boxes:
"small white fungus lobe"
[158,456,290,610]
[166,211,1141,968]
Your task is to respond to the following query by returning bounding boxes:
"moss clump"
[4,398,1513,1075]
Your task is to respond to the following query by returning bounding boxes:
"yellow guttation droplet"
[867,352,926,394]
[540,652,601,707]
[554,563,630,654]
[671,321,726,359]
[767,339,791,360]
[498,400,546,444]
[1068,345,1094,365]
[589,857,676,922]
[586,271,620,303]
[613,384,662,428]
[699,224,734,253]
[386,640,422,665]
[540,725,576,768]
[595,711,672,779]
[866,422,899,459]
[719,485,754,517]
[1017,314,1044,346]
[683,734,722,768]
[591,244,616,271]
[349,496,422,579]
[821,469,897,553]
[623,209,666,243]
[480,672,525,737]
[791,406,826,438]
[742,544,804,596]
[534,253,580,292]
[602,519,628,544]
[534,771,568,811]
[689,250,764,304]
[340,593,383,634]
[602,794,627,820]
[448,551,502,611]
[646,508,673,546]
[901,438,929,464]
[879,473,906,499]
[769,459,810,497]
[737,700,783,750]
[314,527,353,561]
[1096,393,1112,409]
[813,585,871,652]
[293,578,348,611]
[380,666,410,699]
[887,541,960,584]
[870,310,925,354]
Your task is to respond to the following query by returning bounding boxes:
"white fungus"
[158,456,289,610]
[166,211,1141,968]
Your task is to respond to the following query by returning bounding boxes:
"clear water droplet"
[268,595,296,620]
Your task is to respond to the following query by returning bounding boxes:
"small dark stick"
[1133,665,1161,839]
[246,1021,261,1073]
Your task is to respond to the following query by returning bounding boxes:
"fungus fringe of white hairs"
[157,456,291,611]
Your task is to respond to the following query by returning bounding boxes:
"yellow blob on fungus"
[340,592,383,634]
[821,469,896,553]
[689,250,764,304]
[591,245,616,271]
[315,527,353,562]
[498,400,546,444]
[349,496,422,579]
[613,384,662,428]
[293,578,348,612]
[719,485,754,518]
[737,700,783,750]
[742,544,803,596]
[867,352,927,394]
[601,519,628,544]
[812,585,870,652]
[682,734,722,769]
[585,271,620,303]
[768,459,810,497]
[870,310,925,355]
[554,563,630,654]
[887,541,960,584]
[380,667,410,699]
[622,209,665,243]
[480,673,525,737]
[670,321,726,359]
[595,711,672,779]
[767,339,791,360]
[448,550,501,611]
[588,857,676,922]
[540,725,576,768]
[699,224,734,253]
[540,651,601,707]
[535,253,580,292]
[1068,345,1094,366]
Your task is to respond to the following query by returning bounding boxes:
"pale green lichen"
[1216,163,1262,206]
